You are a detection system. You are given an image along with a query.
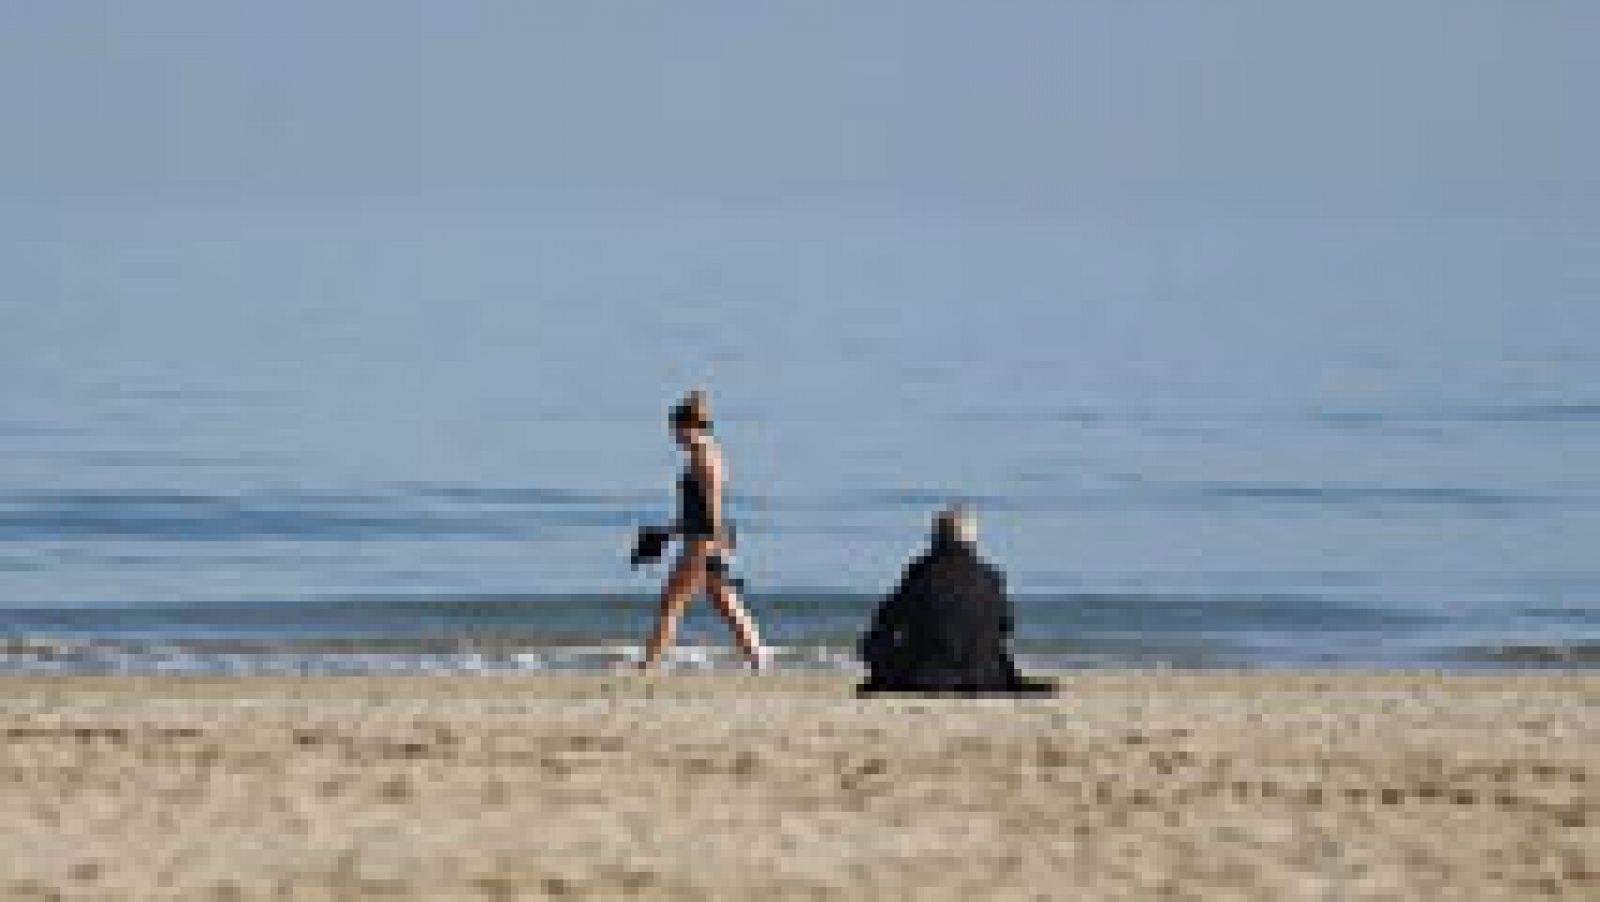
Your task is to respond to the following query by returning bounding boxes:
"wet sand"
[0,671,1595,899]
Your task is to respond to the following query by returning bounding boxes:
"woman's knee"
[708,583,747,617]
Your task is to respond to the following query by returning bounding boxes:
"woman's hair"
[670,389,713,431]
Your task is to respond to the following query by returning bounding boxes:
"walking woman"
[640,390,767,670]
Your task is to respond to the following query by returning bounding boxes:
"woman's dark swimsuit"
[677,469,716,540]
[679,467,740,583]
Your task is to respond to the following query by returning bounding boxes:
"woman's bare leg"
[640,544,707,670]
[706,571,765,667]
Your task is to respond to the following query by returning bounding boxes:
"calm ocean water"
[2,201,1597,672]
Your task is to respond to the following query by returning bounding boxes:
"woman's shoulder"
[689,436,723,468]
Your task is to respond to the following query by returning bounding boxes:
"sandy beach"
[0,672,1594,900]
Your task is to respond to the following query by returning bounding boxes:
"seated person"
[859,507,1054,695]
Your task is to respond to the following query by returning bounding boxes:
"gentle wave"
[1459,642,1600,666]
[0,637,861,676]
[0,591,1435,633]
[0,635,1236,676]
[744,482,1567,515]
[0,592,1491,674]
[1181,482,1551,508]
[1313,401,1600,429]
[0,479,1567,548]
[954,401,1600,430]
[0,487,650,542]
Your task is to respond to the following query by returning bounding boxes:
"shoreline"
[6,591,1599,676]
[2,671,1595,898]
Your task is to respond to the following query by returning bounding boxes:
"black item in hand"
[630,526,672,568]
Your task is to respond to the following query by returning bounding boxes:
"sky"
[2,1,1597,216]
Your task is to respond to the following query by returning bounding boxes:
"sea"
[2,199,1597,674]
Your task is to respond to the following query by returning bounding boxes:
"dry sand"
[0,671,1596,900]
